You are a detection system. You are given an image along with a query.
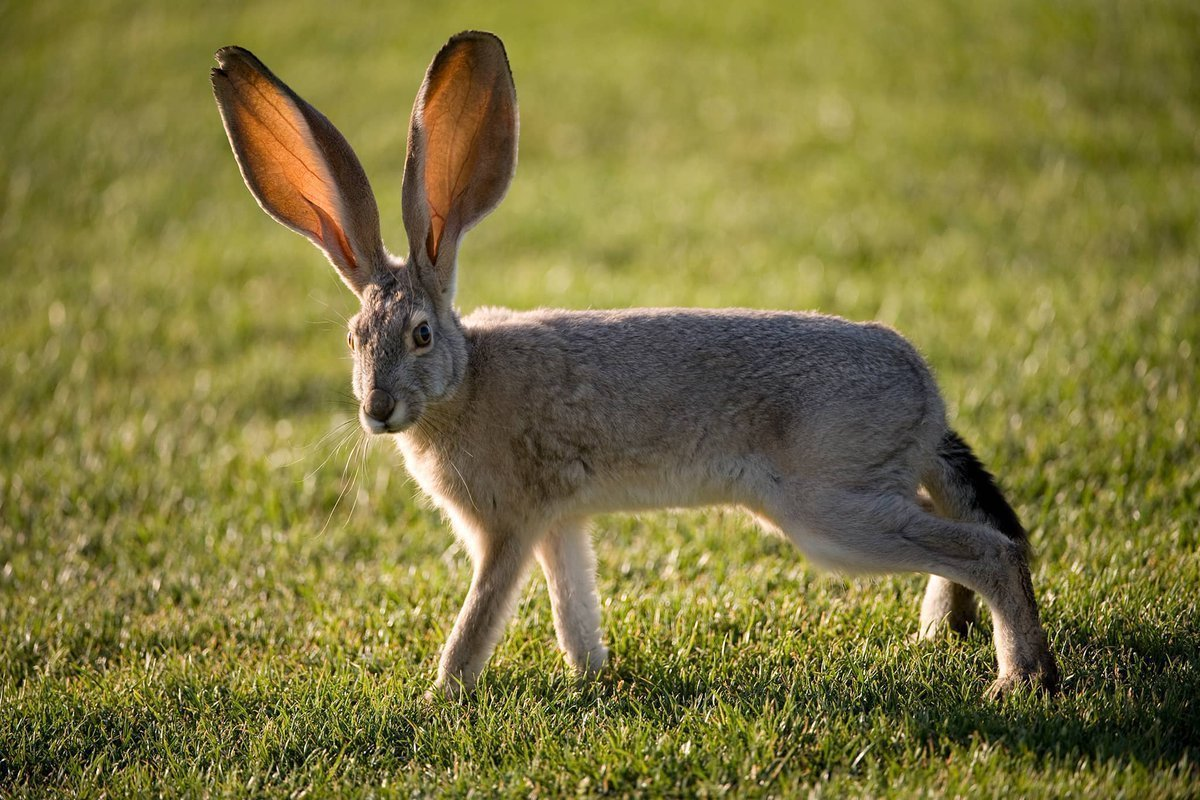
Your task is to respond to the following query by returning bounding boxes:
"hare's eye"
[412,322,433,348]
[346,331,355,351]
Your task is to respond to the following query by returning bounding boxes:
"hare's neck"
[392,358,473,512]
[406,390,468,450]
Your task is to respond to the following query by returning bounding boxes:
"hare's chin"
[359,404,413,436]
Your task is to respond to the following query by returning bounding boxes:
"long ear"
[402,31,518,302]
[211,47,385,294]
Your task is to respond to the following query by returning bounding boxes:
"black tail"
[935,430,1028,554]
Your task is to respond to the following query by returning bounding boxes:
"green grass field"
[2,1,1198,796]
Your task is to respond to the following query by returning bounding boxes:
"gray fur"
[213,31,1058,699]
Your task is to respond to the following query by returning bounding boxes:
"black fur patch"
[939,431,1028,551]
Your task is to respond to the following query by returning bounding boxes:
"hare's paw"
[570,645,609,680]
[986,655,1060,700]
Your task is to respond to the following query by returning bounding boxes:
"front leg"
[535,518,607,677]
[436,530,534,698]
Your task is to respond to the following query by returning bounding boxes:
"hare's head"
[211,32,517,434]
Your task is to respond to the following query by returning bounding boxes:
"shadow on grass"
[5,615,1195,792]
[526,614,1200,769]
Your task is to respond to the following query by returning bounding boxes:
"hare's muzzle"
[364,389,396,424]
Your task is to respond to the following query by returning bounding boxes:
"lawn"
[2,0,1198,796]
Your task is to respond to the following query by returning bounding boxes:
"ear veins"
[308,199,358,270]
[441,60,483,227]
[232,95,338,239]
[225,68,329,188]
[423,51,487,265]
[220,63,355,268]
[421,98,454,263]
[440,105,486,254]
[444,60,489,208]
[399,31,517,285]
[236,81,329,189]
[426,223,441,263]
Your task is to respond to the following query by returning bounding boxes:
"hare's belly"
[573,454,779,515]
[394,427,782,522]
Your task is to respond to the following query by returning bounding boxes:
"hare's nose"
[364,389,396,421]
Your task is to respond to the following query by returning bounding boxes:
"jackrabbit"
[212,31,1058,698]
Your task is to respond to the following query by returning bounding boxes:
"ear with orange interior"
[402,31,518,303]
[211,47,385,294]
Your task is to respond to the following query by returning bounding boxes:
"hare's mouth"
[359,401,413,435]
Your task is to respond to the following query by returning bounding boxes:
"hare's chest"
[393,435,466,511]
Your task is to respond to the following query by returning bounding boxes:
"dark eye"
[413,322,433,348]
[347,331,355,351]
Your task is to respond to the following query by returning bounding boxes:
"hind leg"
[920,576,979,638]
[915,488,979,637]
[762,487,1057,696]
[535,518,608,677]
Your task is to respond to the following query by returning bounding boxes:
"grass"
[2,0,1198,796]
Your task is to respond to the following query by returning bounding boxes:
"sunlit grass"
[1,0,1197,796]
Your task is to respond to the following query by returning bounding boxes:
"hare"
[211,31,1058,699]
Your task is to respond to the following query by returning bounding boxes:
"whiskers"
[319,426,373,536]
[412,407,454,444]
[296,415,358,477]
[413,402,475,467]
[291,395,375,536]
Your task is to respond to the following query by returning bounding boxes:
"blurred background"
[1,0,1197,794]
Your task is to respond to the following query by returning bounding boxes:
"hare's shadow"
[495,615,1200,769]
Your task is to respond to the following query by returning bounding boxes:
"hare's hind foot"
[986,652,1060,699]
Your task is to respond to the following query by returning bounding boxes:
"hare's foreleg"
[762,487,1057,696]
[535,518,607,677]
[436,528,534,697]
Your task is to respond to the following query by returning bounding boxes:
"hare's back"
[454,307,944,509]
[464,306,941,434]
